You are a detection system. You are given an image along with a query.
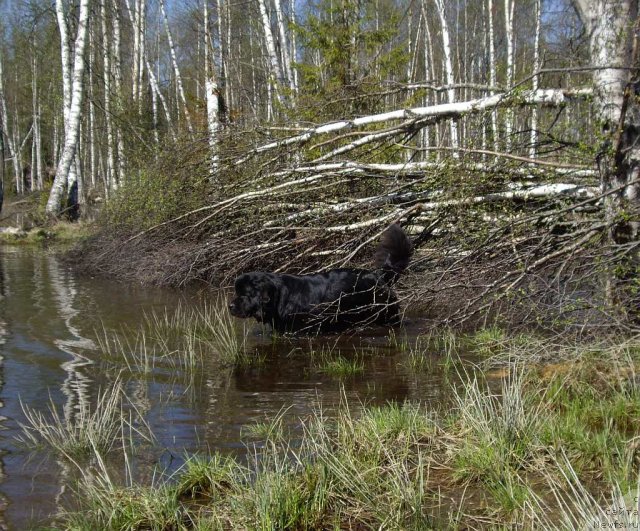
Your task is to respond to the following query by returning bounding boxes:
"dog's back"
[230,223,414,333]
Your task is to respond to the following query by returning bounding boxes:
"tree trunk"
[574,0,640,312]
[113,0,126,184]
[46,0,91,218]
[487,0,499,153]
[0,52,21,195]
[258,0,286,112]
[434,0,459,153]
[159,0,193,133]
[504,0,515,151]
[102,0,116,192]
[204,0,220,178]
[530,0,541,159]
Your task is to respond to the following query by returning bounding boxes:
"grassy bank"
[0,193,95,246]
[49,331,640,529]
[0,221,93,245]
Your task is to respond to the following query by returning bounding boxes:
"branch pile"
[75,88,639,329]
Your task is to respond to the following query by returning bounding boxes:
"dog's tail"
[374,223,413,283]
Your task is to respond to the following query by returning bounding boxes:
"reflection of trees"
[47,256,96,425]
[47,256,96,508]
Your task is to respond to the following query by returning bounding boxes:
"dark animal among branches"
[229,223,413,334]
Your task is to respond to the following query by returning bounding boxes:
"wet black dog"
[229,224,413,334]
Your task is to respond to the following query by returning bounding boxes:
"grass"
[97,301,253,376]
[144,301,250,367]
[17,379,150,460]
[398,337,434,372]
[242,407,290,441]
[56,333,640,529]
[309,345,366,378]
[317,355,364,377]
[395,329,463,374]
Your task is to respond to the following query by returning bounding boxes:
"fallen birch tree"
[237,88,592,163]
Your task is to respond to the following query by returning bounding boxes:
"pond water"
[0,246,467,528]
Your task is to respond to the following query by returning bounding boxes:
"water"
[0,247,459,529]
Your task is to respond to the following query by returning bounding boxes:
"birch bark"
[529,0,541,159]
[487,0,499,152]
[258,0,286,111]
[574,0,639,243]
[46,0,91,217]
[101,0,116,191]
[204,0,220,178]
[434,0,459,152]
[0,52,20,194]
[504,0,515,151]
[159,0,194,133]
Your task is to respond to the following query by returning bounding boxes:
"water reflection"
[47,258,95,431]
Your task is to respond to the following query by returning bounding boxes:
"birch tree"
[46,0,91,217]
[204,0,220,177]
[0,51,20,193]
[504,0,515,151]
[31,39,43,190]
[159,0,193,133]
[529,0,541,159]
[258,0,287,113]
[487,0,499,152]
[571,0,640,301]
[101,0,117,192]
[433,0,459,152]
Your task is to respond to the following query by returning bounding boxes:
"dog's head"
[229,273,276,322]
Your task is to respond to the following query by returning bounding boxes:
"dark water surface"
[0,247,460,529]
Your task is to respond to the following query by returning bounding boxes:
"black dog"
[229,224,413,334]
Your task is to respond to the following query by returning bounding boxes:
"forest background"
[0,0,638,331]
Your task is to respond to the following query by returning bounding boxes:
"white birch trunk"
[574,0,639,245]
[258,0,286,111]
[488,0,499,152]
[101,0,116,191]
[88,34,96,188]
[31,48,43,190]
[138,0,146,107]
[288,0,298,93]
[46,0,91,216]
[35,101,43,190]
[504,0,515,151]
[11,116,23,194]
[212,0,228,121]
[529,0,541,159]
[159,0,193,133]
[225,0,233,113]
[273,0,294,94]
[124,0,175,140]
[113,0,126,184]
[131,0,141,103]
[145,57,176,140]
[0,51,20,193]
[434,0,459,152]
[204,0,220,178]
[237,89,592,162]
